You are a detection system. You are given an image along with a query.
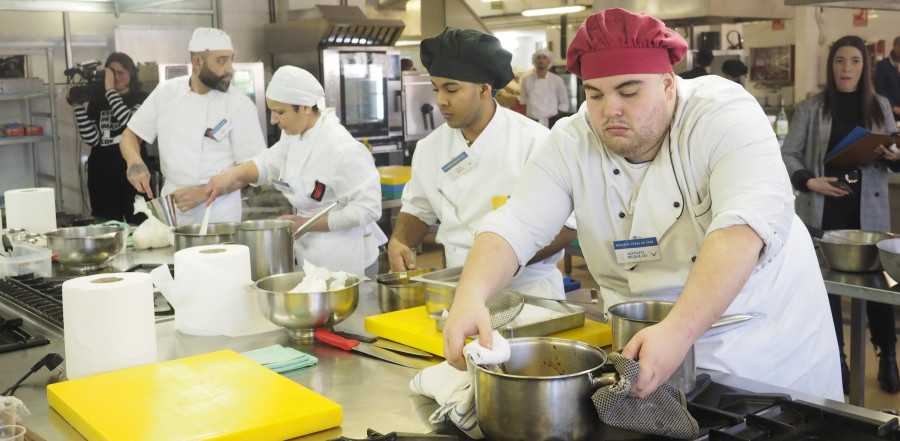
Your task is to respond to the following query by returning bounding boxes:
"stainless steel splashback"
[401,71,445,142]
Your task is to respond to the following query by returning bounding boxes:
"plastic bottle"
[775,99,789,147]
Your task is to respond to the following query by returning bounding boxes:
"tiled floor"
[415,240,900,413]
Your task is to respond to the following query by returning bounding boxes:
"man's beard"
[198,63,231,92]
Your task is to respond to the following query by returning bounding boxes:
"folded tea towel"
[592,353,699,439]
[241,344,318,373]
[462,330,510,365]
[409,331,511,439]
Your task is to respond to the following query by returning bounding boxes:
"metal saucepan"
[606,300,764,393]
[292,201,339,238]
[470,337,615,441]
[235,219,294,281]
[375,267,437,313]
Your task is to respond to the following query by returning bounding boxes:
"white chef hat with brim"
[188,27,233,52]
[265,66,327,110]
[532,49,553,64]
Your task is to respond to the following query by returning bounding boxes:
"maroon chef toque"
[566,8,688,80]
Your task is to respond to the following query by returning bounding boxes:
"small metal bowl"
[46,226,127,271]
[877,238,900,282]
[815,230,898,273]
[255,271,361,340]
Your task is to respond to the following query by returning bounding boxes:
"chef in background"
[386,27,575,299]
[120,27,266,225]
[441,8,843,401]
[205,66,385,277]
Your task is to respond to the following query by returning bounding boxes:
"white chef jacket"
[480,76,843,401]
[520,72,570,126]
[128,76,266,225]
[401,102,571,300]
[252,108,386,276]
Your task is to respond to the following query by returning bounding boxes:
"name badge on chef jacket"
[613,237,661,264]
[272,178,291,193]
[441,151,474,181]
[205,118,232,142]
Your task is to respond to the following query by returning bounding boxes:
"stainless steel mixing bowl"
[877,238,900,282]
[255,271,361,339]
[173,222,237,251]
[45,226,127,270]
[815,230,898,273]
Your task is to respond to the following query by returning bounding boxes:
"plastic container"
[0,241,52,277]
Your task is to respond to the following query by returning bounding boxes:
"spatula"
[199,203,212,235]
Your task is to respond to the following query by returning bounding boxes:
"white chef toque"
[188,27,233,52]
[265,66,327,109]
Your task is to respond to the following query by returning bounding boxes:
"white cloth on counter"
[287,260,353,293]
[409,331,511,440]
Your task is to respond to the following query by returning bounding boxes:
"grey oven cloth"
[592,352,699,439]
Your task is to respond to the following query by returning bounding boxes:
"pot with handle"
[236,219,294,281]
[470,337,616,441]
[607,300,764,393]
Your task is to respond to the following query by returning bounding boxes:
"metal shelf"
[0,91,50,102]
[0,135,52,146]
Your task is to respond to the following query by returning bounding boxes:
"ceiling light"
[521,5,585,16]
[395,40,421,46]
[482,0,503,2]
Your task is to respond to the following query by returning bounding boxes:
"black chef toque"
[420,27,515,91]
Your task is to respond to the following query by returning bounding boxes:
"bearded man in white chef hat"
[204,66,386,277]
[120,27,266,226]
[519,48,570,127]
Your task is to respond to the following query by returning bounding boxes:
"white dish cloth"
[409,331,511,440]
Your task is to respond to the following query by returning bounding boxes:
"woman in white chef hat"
[205,66,386,277]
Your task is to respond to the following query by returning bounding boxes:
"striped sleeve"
[73,105,100,147]
[105,89,140,125]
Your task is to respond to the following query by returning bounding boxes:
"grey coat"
[781,93,894,230]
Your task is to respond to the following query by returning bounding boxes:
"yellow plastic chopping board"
[47,350,342,441]
[365,306,612,356]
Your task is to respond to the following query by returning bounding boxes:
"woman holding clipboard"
[782,35,900,395]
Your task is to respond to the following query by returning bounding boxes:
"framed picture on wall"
[749,45,794,86]
[0,55,25,78]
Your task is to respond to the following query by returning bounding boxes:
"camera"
[64,60,104,104]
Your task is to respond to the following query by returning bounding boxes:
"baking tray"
[412,267,585,337]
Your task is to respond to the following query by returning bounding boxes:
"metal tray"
[413,267,585,337]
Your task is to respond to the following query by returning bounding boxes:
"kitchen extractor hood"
[266,5,405,53]
[784,0,900,10]
[598,0,793,25]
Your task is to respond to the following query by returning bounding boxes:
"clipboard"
[824,126,898,167]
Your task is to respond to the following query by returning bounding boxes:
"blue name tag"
[613,237,661,264]
[441,151,474,181]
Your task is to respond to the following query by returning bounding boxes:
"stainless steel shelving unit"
[0,48,62,207]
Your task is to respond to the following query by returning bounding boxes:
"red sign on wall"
[772,19,785,31]
[853,9,868,27]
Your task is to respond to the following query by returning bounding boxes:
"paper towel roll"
[171,244,279,337]
[63,272,157,380]
[4,188,56,234]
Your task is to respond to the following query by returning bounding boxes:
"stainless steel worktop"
[1,247,896,440]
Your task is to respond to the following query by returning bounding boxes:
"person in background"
[204,66,385,277]
[120,27,266,225]
[874,36,900,122]
[441,8,843,401]
[721,59,748,85]
[679,48,713,79]
[68,52,148,223]
[387,27,576,300]
[782,35,900,395]
[520,49,570,127]
[400,58,416,72]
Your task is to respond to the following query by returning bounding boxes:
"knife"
[334,331,434,358]
[330,428,458,441]
[314,330,438,369]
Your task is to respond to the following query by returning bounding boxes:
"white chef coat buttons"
[618,212,625,218]
[613,169,620,175]
[673,201,680,208]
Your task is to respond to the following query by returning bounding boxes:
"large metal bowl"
[45,226,127,270]
[173,222,236,251]
[877,238,900,282]
[815,230,898,273]
[255,271,361,339]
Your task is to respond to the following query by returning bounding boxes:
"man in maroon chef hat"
[441,8,843,401]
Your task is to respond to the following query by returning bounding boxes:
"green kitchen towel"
[240,344,318,373]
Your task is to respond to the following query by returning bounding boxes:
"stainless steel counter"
[822,267,900,406]
[1,246,896,440]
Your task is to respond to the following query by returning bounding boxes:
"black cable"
[2,353,64,396]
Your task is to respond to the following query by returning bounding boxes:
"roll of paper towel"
[169,244,279,337]
[62,272,157,380]
[4,188,56,234]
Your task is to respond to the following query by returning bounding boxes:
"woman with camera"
[68,52,149,223]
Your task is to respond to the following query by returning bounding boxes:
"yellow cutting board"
[47,350,342,441]
[365,306,612,356]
